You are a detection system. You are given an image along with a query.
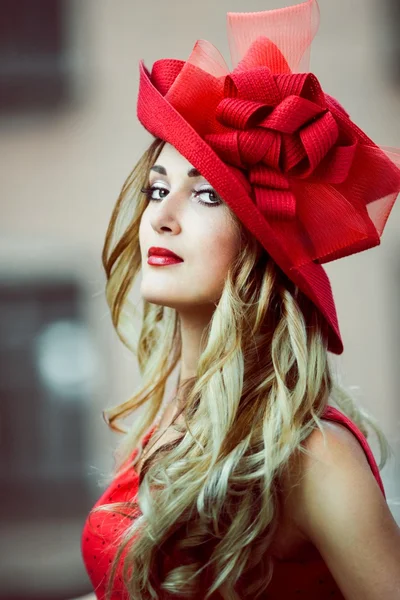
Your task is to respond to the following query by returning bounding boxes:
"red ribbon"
[205,66,357,221]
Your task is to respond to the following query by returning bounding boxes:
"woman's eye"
[193,189,221,206]
[141,185,168,201]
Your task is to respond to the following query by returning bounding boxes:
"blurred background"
[0,0,399,598]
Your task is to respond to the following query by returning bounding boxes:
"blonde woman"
[77,1,400,598]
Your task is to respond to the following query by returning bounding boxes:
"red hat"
[136,0,400,354]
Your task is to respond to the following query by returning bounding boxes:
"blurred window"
[0,0,69,111]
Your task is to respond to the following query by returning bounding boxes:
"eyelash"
[140,185,222,208]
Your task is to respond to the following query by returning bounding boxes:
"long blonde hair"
[93,137,393,599]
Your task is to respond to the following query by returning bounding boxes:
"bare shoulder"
[301,419,373,471]
[281,419,372,497]
[281,418,379,520]
[280,419,400,599]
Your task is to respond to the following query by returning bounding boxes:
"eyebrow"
[150,165,202,178]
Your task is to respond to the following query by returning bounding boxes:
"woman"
[78,0,400,598]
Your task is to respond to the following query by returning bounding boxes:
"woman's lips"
[147,255,184,266]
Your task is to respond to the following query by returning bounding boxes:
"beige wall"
[1,2,399,591]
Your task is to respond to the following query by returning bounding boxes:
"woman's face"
[139,143,241,312]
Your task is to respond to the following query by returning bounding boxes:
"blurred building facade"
[0,0,399,598]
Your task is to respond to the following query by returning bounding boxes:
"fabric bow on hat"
[136,0,400,354]
[206,61,358,221]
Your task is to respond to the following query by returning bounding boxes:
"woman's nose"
[150,189,185,232]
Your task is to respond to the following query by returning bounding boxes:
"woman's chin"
[140,279,217,310]
[140,285,180,308]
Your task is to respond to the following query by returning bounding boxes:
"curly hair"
[91,137,392,599]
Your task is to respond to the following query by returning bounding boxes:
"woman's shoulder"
[320,405,385,496]
[280,408,386,531]
[285,407,382,490]
[270,410,378,561]
[302,416,373,473]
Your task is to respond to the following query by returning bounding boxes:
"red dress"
[81,406,386,599]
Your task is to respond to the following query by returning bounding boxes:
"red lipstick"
[147,246,183,266]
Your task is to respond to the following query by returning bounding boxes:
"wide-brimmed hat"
[136,0,400,354]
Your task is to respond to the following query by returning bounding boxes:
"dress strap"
[321,406,386,498]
